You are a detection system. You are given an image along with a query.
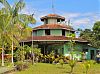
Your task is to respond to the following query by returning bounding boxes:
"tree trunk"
[11,38,14,65]
[22,42,24,62]
[32,51,34,65]
[70,67,73,74]
[32,32,34,65]
[2,45,4,66]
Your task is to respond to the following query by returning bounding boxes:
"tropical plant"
[0,10,13,66]
[67,34,77,74]
[15,61,29,71]
[0,0,36,66]
[80,21,100,49]
[68,60,77,74]
[83,60,95,74]
[59,59,64,68]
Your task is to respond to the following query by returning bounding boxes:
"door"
[90,50,94,60]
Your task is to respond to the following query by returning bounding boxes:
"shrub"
[15,61,23,71]
[54,58,59,63]
[68,60,77,74]
[65,56,70,60]
[59,59,64,68]
[15,61,28,71]
[83,60,95,74]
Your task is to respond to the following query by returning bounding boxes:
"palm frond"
[0,0,11,11]
[13,0,25,17]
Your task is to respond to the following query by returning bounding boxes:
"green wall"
[63,42,97,60]
[33,29,74,36]
[33,31,37,36]
[37,29,45,36]
[51,29,62,36]
[63,42,84,55]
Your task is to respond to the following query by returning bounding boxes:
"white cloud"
[73,18,91,25]
[63,12,100,29]
[62,13,80,19]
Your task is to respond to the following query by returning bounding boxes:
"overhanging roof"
[21,36,88,43]
[33,24,75,31]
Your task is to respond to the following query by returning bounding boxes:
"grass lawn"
[15,63,100,74]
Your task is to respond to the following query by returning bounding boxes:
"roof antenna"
[52,0,55,14]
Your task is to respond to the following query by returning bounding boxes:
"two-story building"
[21,14,97,60]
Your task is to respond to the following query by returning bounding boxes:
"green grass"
[15,63,100,74]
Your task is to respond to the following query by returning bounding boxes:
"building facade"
[22,14,97,60]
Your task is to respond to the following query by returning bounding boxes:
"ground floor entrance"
[23,41,97,60]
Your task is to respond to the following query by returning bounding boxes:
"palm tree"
[0,0,36,65]
[0,10,13,66]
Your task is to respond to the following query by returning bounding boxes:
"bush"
[68,60,77,74]
[59,59,64,67]
[15,61,28,71]
[54,58,59,63]
[83,60,96,74]
[65,56,70,60]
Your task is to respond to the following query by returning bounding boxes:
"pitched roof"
[41,14,65,20]
[21,36,88,43]
[33,24,75,31]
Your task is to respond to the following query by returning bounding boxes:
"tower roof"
[40,14,65,21]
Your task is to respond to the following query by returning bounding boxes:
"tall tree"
[92,21,100,48]
[0,0,36,66]
[80,21,100,49]
[0,10,12,66]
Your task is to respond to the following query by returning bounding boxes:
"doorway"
[90,50,95,60]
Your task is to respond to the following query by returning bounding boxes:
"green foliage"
[68,60,77,74]
[59,59,64,67]
[33,48,41,56]
[15,61,29,71]
[67,33,76,37]
[54,58,59,63]
[83,60,94,74]
[0,0,36,66]
[93,21,100,34]
[14,46,24,61]
[83,60,95,74]
[0,0,36,45]
[80,21,100,48]
[66,33,78,74]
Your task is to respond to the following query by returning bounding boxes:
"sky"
[0,0,100,30]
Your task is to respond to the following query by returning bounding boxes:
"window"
[57,19,60,22]
[45,19,48,24]
[45,29,50,35]
[62,29,65,36]
[72,31,75,34]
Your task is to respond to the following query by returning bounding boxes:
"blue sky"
[0,0,100,30]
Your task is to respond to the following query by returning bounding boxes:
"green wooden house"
[22,14,97,60]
